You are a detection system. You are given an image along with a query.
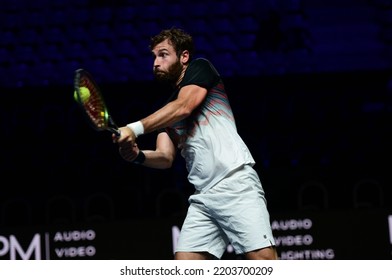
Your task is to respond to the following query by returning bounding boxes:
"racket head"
[74,68,119,136]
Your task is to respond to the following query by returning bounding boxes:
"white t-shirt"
[164,58,255,191]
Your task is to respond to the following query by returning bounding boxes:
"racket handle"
[108,128,121,137]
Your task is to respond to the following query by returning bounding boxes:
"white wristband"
[126,121,144,137]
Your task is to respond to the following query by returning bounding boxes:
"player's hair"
[150,27,194,60]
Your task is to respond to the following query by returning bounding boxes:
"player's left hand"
[118,142,139,162]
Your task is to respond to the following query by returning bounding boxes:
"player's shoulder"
[191,57,212,66]
[190,57,220,75]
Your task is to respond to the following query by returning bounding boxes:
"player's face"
[152,39,184,83]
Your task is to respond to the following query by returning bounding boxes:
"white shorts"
[175,165,275,259]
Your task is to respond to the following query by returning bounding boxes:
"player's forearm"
[140,100,191,134]
[140,150,174,169]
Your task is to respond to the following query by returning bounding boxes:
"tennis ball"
[74,86,90,103]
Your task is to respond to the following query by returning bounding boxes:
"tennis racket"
[73,68,120,137]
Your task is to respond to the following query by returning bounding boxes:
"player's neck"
[175,66,187,87]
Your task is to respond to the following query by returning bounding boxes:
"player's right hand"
[113,126,136,146]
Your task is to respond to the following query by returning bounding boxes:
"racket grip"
[109,128,121,137]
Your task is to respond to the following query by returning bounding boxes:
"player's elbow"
[156,158,173,169]
[155,132,176,169]
[162,154,175,169]
[154,152,175,169]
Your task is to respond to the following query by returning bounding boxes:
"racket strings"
[80,76,108,129]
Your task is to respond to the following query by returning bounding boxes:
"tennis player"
[113,28,278,260]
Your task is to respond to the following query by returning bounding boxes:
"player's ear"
[180,50,190,64]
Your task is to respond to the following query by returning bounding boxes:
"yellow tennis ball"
[74,86,90,103]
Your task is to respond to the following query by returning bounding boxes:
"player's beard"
[153,59,183,84]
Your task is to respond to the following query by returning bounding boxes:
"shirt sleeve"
[179,58,221,89]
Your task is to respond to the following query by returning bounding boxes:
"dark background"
[1,0,392,258]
